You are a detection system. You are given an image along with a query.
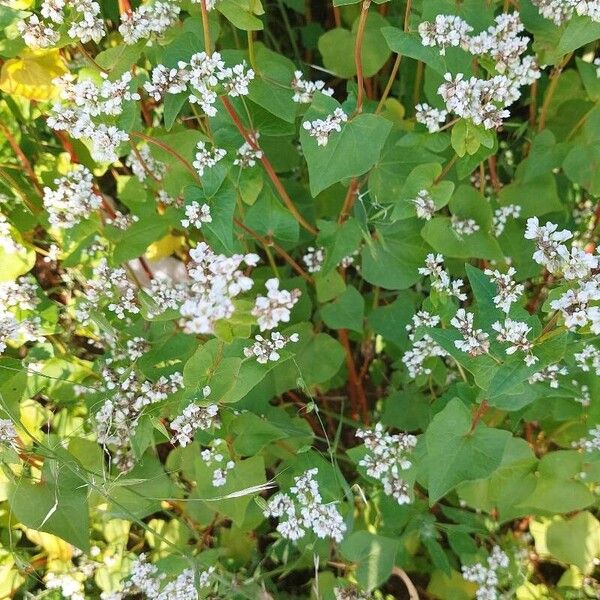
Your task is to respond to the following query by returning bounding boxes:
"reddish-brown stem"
[54,130,78,162]
[220,97,317,235]
[528,80,538,129]
[118,0,132,14]
[0,122,43,196]
[538,53,572,131]
[234,219,314,284]
[130,143,160,182]
[338,329,369,424]
[375,0,411,114]
[470,400,489,433]
[333,5,341,27]
[354,1,371,114]
[285,390,320,434]
[200,0,212,54]
[487,155,501,191]
[338,178,360,224]
[433,154,458,184]
[130,131,200,182]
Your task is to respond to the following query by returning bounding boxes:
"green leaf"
[248,44,296,122]
[451,119,481,157]
[546,512,600,573]
[421,218,503,261]
[340,532,399,592]
[361,220,430,290]
[231,412,288,455]
[381,27,446,74]
[519,451,595,514]
[316,218,363,275]
[111,217,169,264]
[300,94,392,196]
[9,455,90,551]
[321,285,364,333]
[424,398,511,503]
[246,189,299,246]
[218,0,264,30]
[318,12,391,79]
[191,455,266,526]
[95,41,144,77]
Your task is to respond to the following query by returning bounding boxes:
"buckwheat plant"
[1,0,600,598]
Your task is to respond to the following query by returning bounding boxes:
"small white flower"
[291,70,334,103]
[451,309,490,356]
[193,141,226,176]
[303,108,348,147]
[181,201,212,229]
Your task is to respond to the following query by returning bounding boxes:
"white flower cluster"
[421,13,540,129]
[180,242,259,334]
[146,52,254,116]
[291,70,334,104]
[462,546,511,600]
[0,214,24,255]
[303,108,348,147]
[484,267,524,313]
[264,468,346,542]
[574,425,600,453]
[124,554,213,600]
[193,141,227,177]
[493,204,521,236]
[451,216,480,236]
[528,363,568,388]
[575,344,600,376]
[234,133,263,167]
[402,311,447,378]
[201,440,235,487]
[126,146,167,182]
[419,253,467,301]
[412,189,436,220]
[244,331,300,364]
[106,210,139,230]
[419,14,473,55]
[302,247,358,273]
[43,166,101,229]
[181,201,212,229]
[0,277,39,312]
[95,371,184,472]
[302,246,325,273]
[19,0,105,49]
[78,258,139,321]
[45,571,85,600]
[532,0,600,25]
[170,387,219,447]
[0,418,18,447]
[356,423,417,505]
[119,1,180,45]
[334,587,372,600]
[144,275,188,318]
[49,73,140,163]
[252,278,301,331]
[415,103,448,132]
[525,218,600,333]
[0,277,41,355]
[492,319,537,365]
[126,337,150,361]
[451,308,490,356]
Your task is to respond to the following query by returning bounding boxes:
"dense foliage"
[0,0,600,598]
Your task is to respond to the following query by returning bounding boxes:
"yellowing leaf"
[145,234,186,260]
[24,529,74,561]
[0,50,68,101]
[3,0,35,8]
